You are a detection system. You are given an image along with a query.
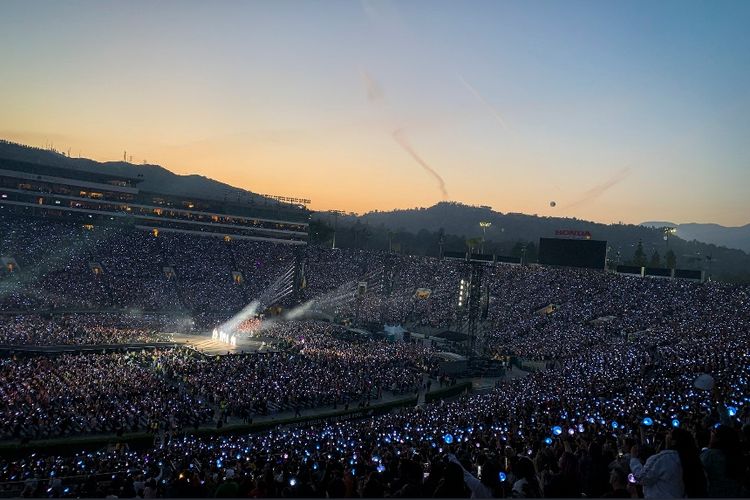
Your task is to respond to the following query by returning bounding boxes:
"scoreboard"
[539,238,607,269]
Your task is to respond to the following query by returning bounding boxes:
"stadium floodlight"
[458,279,469,307]
[663,226,676,242]
[479,221,492,253]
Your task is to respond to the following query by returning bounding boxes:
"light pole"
[479,221,492,254]
[663,227,676,249]
[330,210,344,249]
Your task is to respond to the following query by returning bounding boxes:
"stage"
[171,332,278,356]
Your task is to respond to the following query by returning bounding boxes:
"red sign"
[555,229,592,239]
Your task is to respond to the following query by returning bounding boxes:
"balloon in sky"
[550,201,556,207]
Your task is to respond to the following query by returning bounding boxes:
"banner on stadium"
[554,229,592,239]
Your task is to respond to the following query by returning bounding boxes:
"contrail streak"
[360,68,384,102]
[563,167,631,210]
[459,75,508,130]
[392,128,448,199]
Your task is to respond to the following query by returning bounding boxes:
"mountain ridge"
[641,220,750,253]
[2,139,749,281]
[314,201,750,282]
[0,140,279,206]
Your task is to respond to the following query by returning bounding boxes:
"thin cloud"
[459,75,508,130]
[360,68,385,102]
[563,167,631,209]
[392,127,448,199]
[360,0,406,32]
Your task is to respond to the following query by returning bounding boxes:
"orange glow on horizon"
[1,129,746,227]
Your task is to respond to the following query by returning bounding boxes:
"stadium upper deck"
[0,158,309,244]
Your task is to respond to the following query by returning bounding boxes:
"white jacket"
[447,453,493,498]
[630,450,685,498]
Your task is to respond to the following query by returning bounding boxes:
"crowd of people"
[156,321,436,420]
[0,314,175,345]
[0,215,466,324]
[0,320,440,442]
[0,214,749,497]
[0,349,213,441]
[0,216,293,313]
[2,310,748,497]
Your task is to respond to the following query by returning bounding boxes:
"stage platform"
[171,333,278,356]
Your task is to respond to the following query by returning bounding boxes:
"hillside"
[0,140,278,206]
[3,140,748,282]
[642,221,750,253]
[313,202,750,283]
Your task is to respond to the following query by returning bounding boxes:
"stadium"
[0,147,747,499]
[2,0,750,496]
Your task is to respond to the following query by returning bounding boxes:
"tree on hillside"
[633,241,647,267]
[466,237,482,253]
[309,220,334,245]
[665,249,677,269]
[312,203,750,282]
[510,241,537,263]
[525,242,538,263]
[649,250,662,268]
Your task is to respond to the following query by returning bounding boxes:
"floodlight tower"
[379,254,397,326]
[292,247,306,304]
[466,262,484,356]
[479,221,492,254]
[663,226,676,250]
[330,210,345,249]
[456,260,486,357]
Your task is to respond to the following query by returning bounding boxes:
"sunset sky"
[2,0,749,225]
